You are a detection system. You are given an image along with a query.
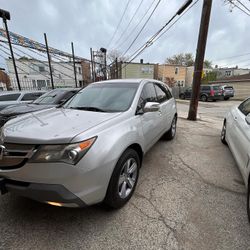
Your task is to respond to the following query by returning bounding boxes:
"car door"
[154,83,172,134]
[138,83,162,151]
[230,99,250,184]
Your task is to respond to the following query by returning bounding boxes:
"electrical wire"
[235,0,250,13]
[115,0,157,51]
[227,0,250,16]
[112,0,144,49]
[107,0,133,48]
[121,0,162,57]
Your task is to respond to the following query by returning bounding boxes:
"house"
[0,69,11,90]
[214,66,250,79]
[110,60,158,80]
[158,64,187,87]
[6,58,91,90]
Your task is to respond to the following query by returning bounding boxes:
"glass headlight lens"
[30,137,97,165]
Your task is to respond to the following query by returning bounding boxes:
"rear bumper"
[0,178,86,207]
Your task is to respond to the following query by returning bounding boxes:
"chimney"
[140,59,143,64]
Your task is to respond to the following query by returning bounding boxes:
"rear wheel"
[221,120,227,145]
[104,149,140,209]
[201,95,207,102]
[224,97,229,100]
[162,116,177,140]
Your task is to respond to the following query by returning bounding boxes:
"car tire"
[247,181,250,223]
[221,120,227,145]
[180,94,185,100]
[224,97,229,100]
[201,95,207,102]
[104,149,140,209]
[162,116,177,141]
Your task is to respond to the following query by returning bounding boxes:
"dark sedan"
[0,88,79,127]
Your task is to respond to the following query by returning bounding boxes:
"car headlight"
[30,137,97,165]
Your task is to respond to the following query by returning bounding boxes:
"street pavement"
[0,99,250,250]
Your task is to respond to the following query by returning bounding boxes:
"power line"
[115,0,157,51]
[112,0,144,49]
[214,52,250,61]
[235,0,250,13]
[121,0,197,69]
[121,0,162,57]
[227,0,250,16]
[107,0,133,48]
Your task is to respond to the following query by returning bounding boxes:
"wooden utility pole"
[71,42,78,88]
[44,33,54,89]
[90,48,95,82]
[187,0,213,120]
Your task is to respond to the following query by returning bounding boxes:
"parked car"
[179,84,223,102]
[221,85,234,100]
[0,91,46,111]
[0,79,177,208]
[0,88,79,127]
[221,97,250,222]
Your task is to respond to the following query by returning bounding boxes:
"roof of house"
[210,73,250,84]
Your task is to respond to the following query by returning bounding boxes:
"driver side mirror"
[246,114,250,125]
[143,102,160,113]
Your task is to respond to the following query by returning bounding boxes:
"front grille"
[0,143,37,170]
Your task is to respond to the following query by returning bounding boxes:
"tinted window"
[21,92,44,101]
[0,93,21,101]
[224,86,233,90]
[65,83,138,112]
[201,86,210,91]
[212,86,220,91]
[154,84,167,103]
[33,90,67,105]
[239,98,250,116]
[56,91,76,104]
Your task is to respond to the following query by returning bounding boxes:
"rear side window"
[154,84,167,103]
[212,86,220,91]
[224,86,233,90]
[239,98,250,116]
[21,92,44,101]
[201,86,210,91]
[0,93,21,101]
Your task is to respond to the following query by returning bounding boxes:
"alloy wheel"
[118,158,138,199]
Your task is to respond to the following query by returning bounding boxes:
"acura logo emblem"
[0,145,5,160]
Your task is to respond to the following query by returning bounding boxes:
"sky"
[0,0,250,69]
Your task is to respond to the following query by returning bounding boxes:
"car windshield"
[64,82,139,112]
[33,90,65,105]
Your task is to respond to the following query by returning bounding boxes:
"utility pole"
[0,9,21,90]
[44,33,54,89]
[90,48,95,82]
[71,42,77,88]
[100,47,107,80]
[187,0,213,121]
[115,58,118,79]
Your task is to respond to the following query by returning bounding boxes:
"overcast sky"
[0,0,250,68]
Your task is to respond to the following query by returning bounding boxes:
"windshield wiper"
[69,106,107,112]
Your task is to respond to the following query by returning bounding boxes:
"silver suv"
[0,79,177,208]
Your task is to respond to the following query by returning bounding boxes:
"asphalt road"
[0,99,249,250]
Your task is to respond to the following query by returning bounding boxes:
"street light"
[0,9,21,90]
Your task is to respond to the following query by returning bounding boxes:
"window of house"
[39,66,46,72]
[47,80,50,86]
[225,71,232,76]
[32,80,36,88]
[79,67,82,74]
[175,67,179,75]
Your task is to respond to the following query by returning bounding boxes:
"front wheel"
[201,95,207,102]
[104,149,140,209]
[162,116,177,140]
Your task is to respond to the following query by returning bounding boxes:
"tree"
[165,53,213,68]
[203,59,212,68]
[107,49,129,64]
[165,53,194,66]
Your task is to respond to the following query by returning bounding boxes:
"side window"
[201,86,210,91]
[136,83,157,113]
[21,93,43,101]
[239,99,250,116]
[0,93,21,101]
[154,84,167,103]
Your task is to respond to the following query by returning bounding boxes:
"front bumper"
[0,178,85,207]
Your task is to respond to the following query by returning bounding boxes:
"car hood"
[2,108,121,144]
[0,103,55,116]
